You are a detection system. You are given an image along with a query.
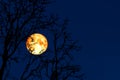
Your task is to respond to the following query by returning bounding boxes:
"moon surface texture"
[26,33,48,55]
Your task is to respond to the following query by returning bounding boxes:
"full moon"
[26,33,48,55]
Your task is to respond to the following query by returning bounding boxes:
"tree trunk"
[0,58,7,80]
[0,48,8,80]
[50,34,58,80]
[54,34,58,80]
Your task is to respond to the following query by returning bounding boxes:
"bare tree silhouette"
[0,0,84,80]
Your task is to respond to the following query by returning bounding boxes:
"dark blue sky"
[48,0,120,80]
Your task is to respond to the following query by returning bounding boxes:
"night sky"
[0,0,120,80]
[49,0,120,80]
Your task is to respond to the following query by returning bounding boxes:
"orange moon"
[26,33,48,55]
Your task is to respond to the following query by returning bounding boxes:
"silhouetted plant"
[0,0,84,80]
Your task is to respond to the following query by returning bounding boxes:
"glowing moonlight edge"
[26,33,48,55]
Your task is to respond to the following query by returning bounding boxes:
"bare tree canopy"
[0,0,84,80]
